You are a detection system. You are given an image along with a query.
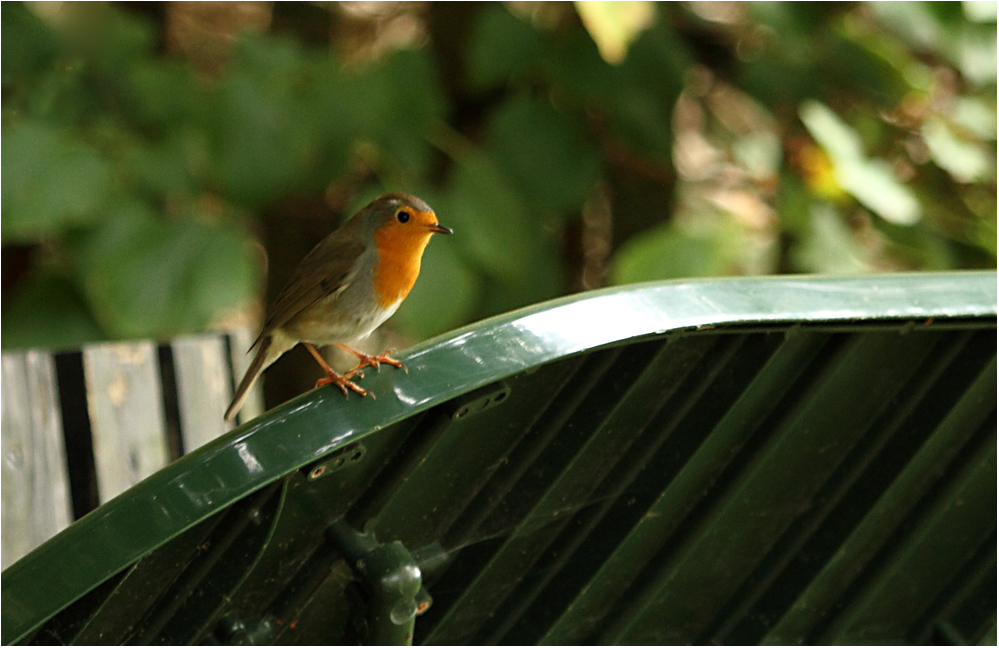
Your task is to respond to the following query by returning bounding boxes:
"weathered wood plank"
[1,352,73,569]
[83,342,169,503]
[172,334,233,451]
[228,328,265,424]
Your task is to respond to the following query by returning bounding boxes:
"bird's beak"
[429,223,453,235]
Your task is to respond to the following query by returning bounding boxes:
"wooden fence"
[1,330,263,569]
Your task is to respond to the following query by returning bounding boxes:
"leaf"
[125,60,204,131]
[922,117,992,183]
[790,203,872,274]
[466,5,540,91]
[485,95,601,215]
[1,272,105,351]
[800,100,921,225]
[360,49,447,177]
[210,77,318,205]
[950,96,997,140]
[1,1,58,86]
[956,22,996,86]
[964,1,998,22]
[799,100,864,161]
[208,36,331,205]
[438,151,535,283]
[574,1,657,65]
[610,222,731,284]
[75,203,258,339]
[1,121,113,243]
[836,159,922,226]
[777,173,816,234]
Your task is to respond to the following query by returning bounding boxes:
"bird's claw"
[315,372,369,398]
[343,348,406,375]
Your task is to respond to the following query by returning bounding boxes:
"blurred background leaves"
[2,1,996,406]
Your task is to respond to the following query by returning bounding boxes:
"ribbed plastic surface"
[4,274,996,645]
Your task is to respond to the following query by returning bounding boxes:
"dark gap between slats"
[484,334,748,644]
[709,329,975,644]
[472,346,634,543]
[460,346,653,642]
[945,547,997,644]
[125,483,282,644]
[439,355,591,551]
[415,348,631,643]
[161,485,286,645]
[221,333,237,393]
[493,333,785,645]
[414,535,507,645]
[910,528,997,644]
[344,410,442,528]
[157,344,185,460]
[804,410,997,644]
[65,513,230,645]
[54,351,100,520]
[221,333,240,425]
[257,536,351,645]
[27,567,131,646]
[586,332,851,644]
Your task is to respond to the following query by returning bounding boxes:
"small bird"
[225,192,452,422]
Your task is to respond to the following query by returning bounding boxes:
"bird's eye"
[396,210,410,224]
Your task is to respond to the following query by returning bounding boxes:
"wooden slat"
[83,342,169,503]
[227,328,265,424]
[1,352,73,568]
[172,334,234,451]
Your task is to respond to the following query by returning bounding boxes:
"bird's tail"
[225,335,282,423]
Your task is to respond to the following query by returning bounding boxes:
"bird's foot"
[336,344,407,374]
[315,371,370,398]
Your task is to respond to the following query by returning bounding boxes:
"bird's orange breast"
[372,226,434,308]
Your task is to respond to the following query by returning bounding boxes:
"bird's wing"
[253,232,367,348]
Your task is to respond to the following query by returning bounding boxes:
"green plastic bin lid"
[3,272,996,645]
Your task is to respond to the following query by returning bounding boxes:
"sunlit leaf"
[574,1,656,65]
[950,96,997,140]
[956,23,997,85]
[800,100,921,225]
[799,101,864,161]
[922,117,992,183]
[837,159,922,225]
[963,0,998,22]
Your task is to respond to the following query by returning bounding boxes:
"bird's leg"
[303,343,369,397]
[335,343,408,374]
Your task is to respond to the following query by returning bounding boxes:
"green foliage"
[2,1,995,351]
[611,222,732,284]
[485,95,601,215]
[2,122,113,241]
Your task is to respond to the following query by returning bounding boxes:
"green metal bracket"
[211,517,430,646]
[327,520,428,645]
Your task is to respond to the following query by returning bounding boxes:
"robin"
[224,192,452,422]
